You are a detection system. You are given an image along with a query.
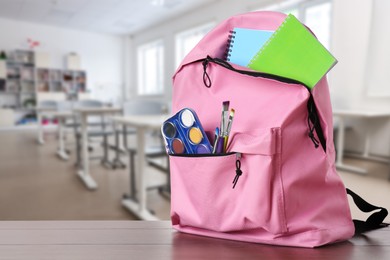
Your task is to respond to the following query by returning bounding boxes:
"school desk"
[111,115,168,221]
[333,109,390,175]
[73,107,121,190]
[0,220,388,259]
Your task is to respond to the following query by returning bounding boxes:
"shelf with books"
[0,49,87,127]
[62,70,87,98]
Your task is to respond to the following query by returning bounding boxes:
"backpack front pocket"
[169,127,287,235]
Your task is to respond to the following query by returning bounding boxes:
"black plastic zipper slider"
[202,56,212,88]
[233,153,242,189]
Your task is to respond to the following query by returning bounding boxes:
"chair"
[110,100,168,168]
[37,100,58,124]
[54,100,74,158]
[36,100,59,143]
[122,100,168,116]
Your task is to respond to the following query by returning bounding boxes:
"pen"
[216,136,224,154]
[212,127,219,154]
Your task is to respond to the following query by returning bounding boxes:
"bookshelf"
[36,68,86,99]
[61,70,87,99]
[1,50,36,111]
[0,49,87,126]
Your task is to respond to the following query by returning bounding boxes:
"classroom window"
[137,39,164,95]
[260,0,332,49]
[304,1,332,49]
[175,22,215,68]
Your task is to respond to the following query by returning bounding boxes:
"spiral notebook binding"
[224,30,236,61]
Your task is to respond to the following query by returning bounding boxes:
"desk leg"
[77,114,98,190]
[363,130,371,157]
[111,122,126,169]
[37,113,44,145]
[335,116,367,174]
[344,121,390,164]
[122,126,158,220]
[56,117,69,160]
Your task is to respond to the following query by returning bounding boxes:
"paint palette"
[161,108,213,155]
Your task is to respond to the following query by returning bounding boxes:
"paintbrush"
[223,108,235,151]
[220,101,230,135]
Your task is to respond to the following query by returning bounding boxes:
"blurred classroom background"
[0,0,389,222]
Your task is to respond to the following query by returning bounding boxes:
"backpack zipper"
[202,55,305,87]
[200,56,326,152]
[169,152,235,157]
[170,151,243,189]
[233,152,242,189]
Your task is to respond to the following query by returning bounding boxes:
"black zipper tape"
[169,152,236,158]
[170,151,243,188]
[204,55,305,86]
[199,56,327,152]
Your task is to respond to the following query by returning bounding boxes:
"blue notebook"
[226,28,274,67]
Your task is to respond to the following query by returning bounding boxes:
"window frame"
[174,22,215,69]
[259,0,333,48]
[137,39,164,96]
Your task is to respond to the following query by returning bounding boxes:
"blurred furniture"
[112,100,167,168]
[36,100,73,159]
[78,92,91,100]
[2,50,35,113]
[65,53,81,70]
[73,104,121,190]
[121,100,169,199]
[1,221,390,259]
[333,109,390,175]
[0,108,14,127]
[111,114,168,220]
[35,93,67,143]
[36,100,58,144]
[54,100,76,160]
[0,50,87,127]
[0,59,6,78]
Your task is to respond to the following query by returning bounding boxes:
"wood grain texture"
[0,221,389,259]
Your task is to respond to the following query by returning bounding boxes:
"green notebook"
[248,14,337,89]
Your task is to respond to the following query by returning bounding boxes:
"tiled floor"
[0,129,389,223]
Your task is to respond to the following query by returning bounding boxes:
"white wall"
[0,17,125,104]
[126,0,275,101]
[331,0,390,156]
[128,0,390,157]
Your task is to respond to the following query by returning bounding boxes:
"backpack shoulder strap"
[347,188,389,234]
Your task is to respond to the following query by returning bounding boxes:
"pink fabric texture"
[170,11,354,248]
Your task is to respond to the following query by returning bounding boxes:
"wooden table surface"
[0,221,389,259]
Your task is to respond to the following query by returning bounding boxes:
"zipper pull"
[202,56,212,88]
[233,153,242,189]
[307,94,320,149]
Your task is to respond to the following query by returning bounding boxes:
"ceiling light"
[151,0,181,8]
[151,0,164,6]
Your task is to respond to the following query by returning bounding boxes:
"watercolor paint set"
[162,103,236,155]
[161,108,213,155]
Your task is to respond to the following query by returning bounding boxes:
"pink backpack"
[169,11,387,247]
